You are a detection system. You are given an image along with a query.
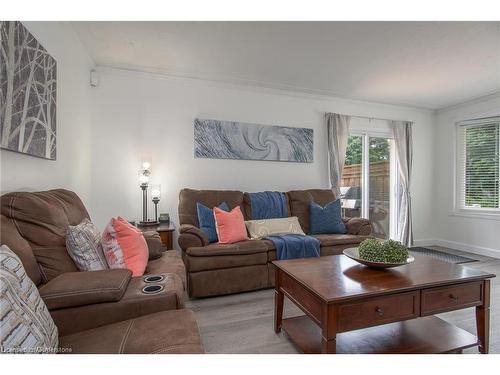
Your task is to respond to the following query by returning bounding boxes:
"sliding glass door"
[341,133,397,239]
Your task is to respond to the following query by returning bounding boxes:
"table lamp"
[137,157,157,226]
[151,184,161,223]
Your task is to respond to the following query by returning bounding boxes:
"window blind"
[457,117,500,210]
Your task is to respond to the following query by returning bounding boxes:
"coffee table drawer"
[338,292,420,332]
[421,282,482,315]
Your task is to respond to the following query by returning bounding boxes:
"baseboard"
[413,239,436,247]
[414,238,500,259]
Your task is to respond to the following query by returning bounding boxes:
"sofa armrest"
[178,224,209,250]
[142,230,163,260]
[343,217,373,236]
[39,269,132,310]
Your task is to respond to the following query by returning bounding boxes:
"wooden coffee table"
[273,254,495,354]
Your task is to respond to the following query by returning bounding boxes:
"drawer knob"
[375,307,384,316]
[449,294,459,301]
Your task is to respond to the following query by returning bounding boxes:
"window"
[341,133,398,239]
[457,117,500,212]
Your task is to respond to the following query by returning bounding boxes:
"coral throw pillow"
[102,218,148,276]
[213,206,248,244]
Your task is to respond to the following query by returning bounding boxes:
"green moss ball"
[358,239,409,263]
[381,240,409,263]
[358,239,384,262]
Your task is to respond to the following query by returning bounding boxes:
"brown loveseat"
[178,188,372,298]
[1,189,203,354]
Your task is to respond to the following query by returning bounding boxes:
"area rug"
[410,247,478,264]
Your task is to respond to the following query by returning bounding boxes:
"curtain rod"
[328,112,411,123]
[349,114,412,123]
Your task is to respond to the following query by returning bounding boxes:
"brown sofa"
[1,189,203,354]
[178,188,372,298]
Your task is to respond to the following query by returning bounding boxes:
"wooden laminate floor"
[186,247,500,354]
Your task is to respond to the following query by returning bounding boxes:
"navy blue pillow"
[197,202,230,243]
[309,200,347,235]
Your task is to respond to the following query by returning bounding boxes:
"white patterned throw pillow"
[0,245,58,354]
[245,217,306,239]
[66,218,108,271]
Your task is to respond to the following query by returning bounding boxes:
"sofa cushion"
[0,245,58,353]
[311,234,370,247]
[59,309,204,354]
[1,189,89,282]
[286,189,336,234]
[186,240,267,257]
[178,188,244,227]
[186,240,268,272]
[0,214,42,286]
[66,218,108,272]
[38,269,132,310]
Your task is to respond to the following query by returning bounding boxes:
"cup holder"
[143,275,164,283]
[142,285,164,294]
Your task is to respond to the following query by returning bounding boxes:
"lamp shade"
[138,170,150,186]
[151,184,161,200]
[141,156,152,174]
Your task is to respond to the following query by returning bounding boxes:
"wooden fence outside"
[341,161,390,202]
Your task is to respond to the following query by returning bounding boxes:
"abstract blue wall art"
[194,118,313,163]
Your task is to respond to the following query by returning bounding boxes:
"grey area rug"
[410,247,478,264]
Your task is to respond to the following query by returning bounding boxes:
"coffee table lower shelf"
[282,315,479,354]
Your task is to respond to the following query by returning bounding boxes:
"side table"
[137,222,175,250]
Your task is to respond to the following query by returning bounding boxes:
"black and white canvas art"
[1,21,57,160]
[194,118,313,163]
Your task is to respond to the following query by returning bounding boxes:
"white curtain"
[326,113,351,197]
[392,121,413,247]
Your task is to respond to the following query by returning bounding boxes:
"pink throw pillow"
[102,218,148,276]
[213,206,248,244]
[117,216,141,233]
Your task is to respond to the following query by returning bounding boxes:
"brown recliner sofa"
[178,188,372,298]
[1,189,203,354]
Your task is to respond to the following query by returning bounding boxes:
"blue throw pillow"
[309,200,347,235]
[197,202,230,243]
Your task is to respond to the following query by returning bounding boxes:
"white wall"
[3,25,497,257]
[434,93,500,256]
[0,22,94,206]
[90,68,436,247]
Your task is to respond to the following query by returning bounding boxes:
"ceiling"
[71,21,500,110]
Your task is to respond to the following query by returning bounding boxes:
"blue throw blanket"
[249,191,319,260]
[248,191,288,220]
[265,234,320,260]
